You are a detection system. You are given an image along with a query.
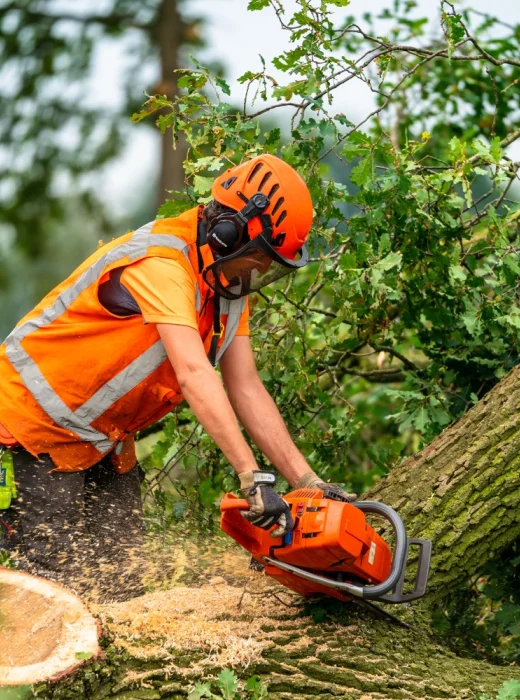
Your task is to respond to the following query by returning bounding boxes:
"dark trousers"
[0,448,145,602]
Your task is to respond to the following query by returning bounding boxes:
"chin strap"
[208,293,221,367]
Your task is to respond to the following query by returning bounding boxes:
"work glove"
[295,471,357,502]
[239,471,294,538]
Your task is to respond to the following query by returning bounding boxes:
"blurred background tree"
[0,0,204,335]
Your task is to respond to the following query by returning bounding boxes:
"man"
[0,154,353,599]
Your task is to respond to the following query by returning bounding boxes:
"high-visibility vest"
[0,207,246,473]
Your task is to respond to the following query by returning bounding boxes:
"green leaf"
[449,264,467,283]
[411,405,429,433]
[461,308,480,335]
[217,668,239,699]
[246,675,268,698]
[75,651,93,660]
[247,0,270,9]
[188,682,216,699]
[215,76,231,96]
[157,196,193,218]
[193,175,214,195]
[350,157,373,186]
[378,233,391,255]
[376,251,402,272]
[490,136,503,162]
[497,679,520,700]
[503,254,520,276]
[442,8,465,58]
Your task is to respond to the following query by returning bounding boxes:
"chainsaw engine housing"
[220,488,431,603]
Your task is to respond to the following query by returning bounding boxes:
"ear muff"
[207,218,241,255]
[206,192,271,256]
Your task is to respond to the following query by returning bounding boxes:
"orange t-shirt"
[119,257,250,335]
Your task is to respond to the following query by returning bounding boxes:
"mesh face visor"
[203,235,309,300]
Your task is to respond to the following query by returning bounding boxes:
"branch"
[371,344,419,372]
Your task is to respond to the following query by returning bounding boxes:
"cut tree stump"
[0,568,101,687]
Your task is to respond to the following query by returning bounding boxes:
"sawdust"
[0,583,63,666]
[95,547,301,670]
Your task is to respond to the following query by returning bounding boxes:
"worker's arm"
[219,335,314,488]
[156,324,258,474]
[156,323,294,535]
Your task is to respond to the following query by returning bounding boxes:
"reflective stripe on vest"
[216,296,246,363]
[4,223,243,454]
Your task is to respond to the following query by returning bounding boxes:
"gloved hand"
[294,471,357,502]
[239,471,294,538]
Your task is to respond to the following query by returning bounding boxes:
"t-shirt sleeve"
[236,297,250,336]
[120,257,198,328]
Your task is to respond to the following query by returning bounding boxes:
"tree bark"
[155,0,185,208]
[32,364,520,699]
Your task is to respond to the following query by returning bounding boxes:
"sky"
[91,0,520,214]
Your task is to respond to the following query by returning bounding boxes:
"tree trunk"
[32,364,520,699]
[156,0,185,207]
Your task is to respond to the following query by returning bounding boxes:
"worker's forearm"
[177,365,258,474]
[227,378,312,487]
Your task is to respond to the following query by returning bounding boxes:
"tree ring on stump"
[0,568,101,687]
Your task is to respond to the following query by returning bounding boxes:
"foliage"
[433,542,520,665]
[187,670,267,700]
[136,0,520,517]
[479,679,520,700]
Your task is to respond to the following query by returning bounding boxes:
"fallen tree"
[29,361,520,699]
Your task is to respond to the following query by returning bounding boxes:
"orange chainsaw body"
[220,488,392,601]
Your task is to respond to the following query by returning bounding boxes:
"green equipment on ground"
[0,451,17,509]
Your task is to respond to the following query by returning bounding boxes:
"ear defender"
[207,219,240,254]
[206,192,271,256]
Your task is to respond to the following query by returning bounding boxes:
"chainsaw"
[220,486,431,611]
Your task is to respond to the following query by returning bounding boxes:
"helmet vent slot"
[247,162,264,182]
[272,232,286,247]
[267,183,280,198]
[221,176,237,190]
[257,172,272,191]
[276,211,287,227]
[272,196,285,216]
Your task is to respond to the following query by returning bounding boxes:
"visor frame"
[202,233,309,300]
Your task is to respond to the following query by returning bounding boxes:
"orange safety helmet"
[203,154,314,299]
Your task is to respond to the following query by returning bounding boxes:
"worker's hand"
[294,471,357,502]
[239,471,294,538]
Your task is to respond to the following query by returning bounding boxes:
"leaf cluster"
[188,670,267,700]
